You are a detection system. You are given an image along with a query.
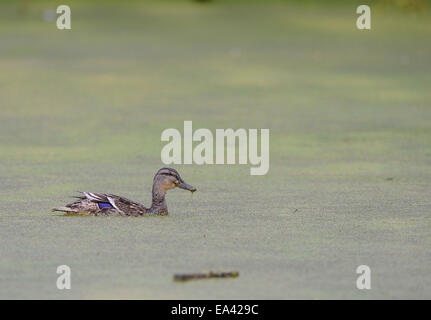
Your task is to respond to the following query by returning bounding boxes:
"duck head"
[154,168,197,193]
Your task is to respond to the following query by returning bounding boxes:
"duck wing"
[81,192,149,216]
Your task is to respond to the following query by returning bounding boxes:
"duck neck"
[150,183,168,215]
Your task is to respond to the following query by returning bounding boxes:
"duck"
[52,168,197,216]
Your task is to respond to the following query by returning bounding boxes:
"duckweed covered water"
[0,1,430,299]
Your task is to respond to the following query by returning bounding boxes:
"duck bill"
[178,181,197,193]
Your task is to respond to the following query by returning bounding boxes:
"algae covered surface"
[0,0,430,299]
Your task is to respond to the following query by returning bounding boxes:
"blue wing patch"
[98,202,113,209]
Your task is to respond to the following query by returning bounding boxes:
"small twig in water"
[173,271,239,282]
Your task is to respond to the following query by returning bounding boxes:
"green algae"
[0,1,430,299]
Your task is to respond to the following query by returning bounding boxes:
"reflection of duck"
[52,168,197,216]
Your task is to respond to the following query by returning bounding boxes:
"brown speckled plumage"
[52,168,196,216]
